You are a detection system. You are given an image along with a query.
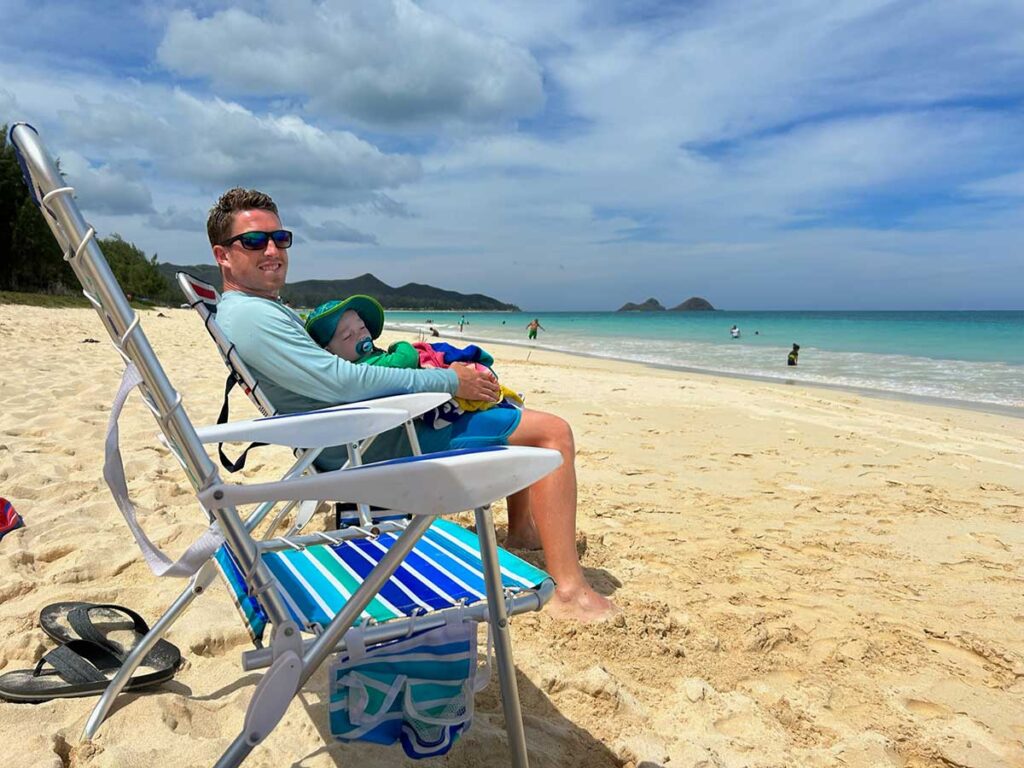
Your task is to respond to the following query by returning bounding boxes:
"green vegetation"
[0,291,168,309]
[0,290,93,308]
[0,124,175,304]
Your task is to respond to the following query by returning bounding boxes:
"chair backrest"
[179,270,427,468]
[178,271,275,418]
[179,270,412,531]
[9,124,220,514]
[10,124,295,624]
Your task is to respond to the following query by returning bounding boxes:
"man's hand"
[451,362,499,402]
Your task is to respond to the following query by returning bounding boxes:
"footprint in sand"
[902,698,952,718]
[548,664,642,715]
[968,532,1011,552]
[925,637,996,676]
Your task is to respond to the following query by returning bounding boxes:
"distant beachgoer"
[754,330,759,335]
[788,343,800,366]
[730,324,740,339]
[459,314,466,332]
[429,326,440,337]
[526,318,545,340]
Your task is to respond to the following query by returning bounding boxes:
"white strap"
[103,364,225,577]
[445,608,491,693]
[474,623,493,694]
[342,671,407,726]
[402,677,474,726]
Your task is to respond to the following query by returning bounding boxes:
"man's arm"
[224,296,458,403]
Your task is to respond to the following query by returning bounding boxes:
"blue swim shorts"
[315,406,522,470]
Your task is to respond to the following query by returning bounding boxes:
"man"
[209,188,615,622]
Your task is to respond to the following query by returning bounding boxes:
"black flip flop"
[39,602,181,675]
[0,638,172,702]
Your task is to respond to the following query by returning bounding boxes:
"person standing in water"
[526,318,545,340]
[730,324,740,339]
[788,343,800,366]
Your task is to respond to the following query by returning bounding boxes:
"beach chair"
[10,122,558,768]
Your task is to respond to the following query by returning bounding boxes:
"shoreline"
[386,323,1024,420]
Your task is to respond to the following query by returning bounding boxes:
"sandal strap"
[34,640,118,685]
[68,604,151,656]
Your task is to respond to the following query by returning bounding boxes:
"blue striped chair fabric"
[215,518,550,644]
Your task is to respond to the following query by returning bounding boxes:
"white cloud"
[157,0,544,129]
[59,151,154,216]
[962,169,1024,199]
[548,0,1024,146]
[292,213,378,244]
[309,222,378,244]
[146,206,206,231]
[0,88,18,124]
[47,85,421,205]
[360,193,414,218]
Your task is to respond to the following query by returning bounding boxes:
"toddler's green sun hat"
[304,295,386,348]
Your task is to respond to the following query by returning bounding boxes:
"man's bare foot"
[546,584,619,623]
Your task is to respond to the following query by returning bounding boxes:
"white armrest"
[193,406,409,449]
[198,446,562,516]
[351,392,451,418]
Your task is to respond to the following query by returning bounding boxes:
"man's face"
[213,208,288,299]
[326,310,370,361]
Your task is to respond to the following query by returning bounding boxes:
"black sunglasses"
[220,229,293,251]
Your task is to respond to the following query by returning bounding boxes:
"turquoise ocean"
[385,310,1024,414]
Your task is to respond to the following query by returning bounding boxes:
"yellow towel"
[455,384,524,412]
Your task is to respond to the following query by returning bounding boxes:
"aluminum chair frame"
[10,122,556,768]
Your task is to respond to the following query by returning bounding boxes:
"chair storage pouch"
[328,617,489,759]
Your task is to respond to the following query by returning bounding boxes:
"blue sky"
[2,0,1022,310]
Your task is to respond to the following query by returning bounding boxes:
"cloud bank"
[0,0,1021,309]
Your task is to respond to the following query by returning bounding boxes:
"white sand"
[0,304,1022,767]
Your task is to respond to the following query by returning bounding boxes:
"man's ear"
[213,245,229,267]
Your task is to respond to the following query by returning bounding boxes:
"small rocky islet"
[616,296,715,312]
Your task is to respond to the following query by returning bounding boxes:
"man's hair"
[207,188,279,246]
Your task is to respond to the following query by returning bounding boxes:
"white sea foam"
[387,321,1024,411]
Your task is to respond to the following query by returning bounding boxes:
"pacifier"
[355,336,374,358]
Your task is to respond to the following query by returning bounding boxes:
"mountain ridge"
[157,264,520,311]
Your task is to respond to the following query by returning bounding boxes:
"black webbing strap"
[217,373,267,472]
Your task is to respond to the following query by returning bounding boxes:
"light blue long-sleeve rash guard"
[217,291,458,414]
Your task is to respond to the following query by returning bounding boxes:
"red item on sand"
[0,498,24,541]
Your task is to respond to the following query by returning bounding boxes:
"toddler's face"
[326,309,370,361]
